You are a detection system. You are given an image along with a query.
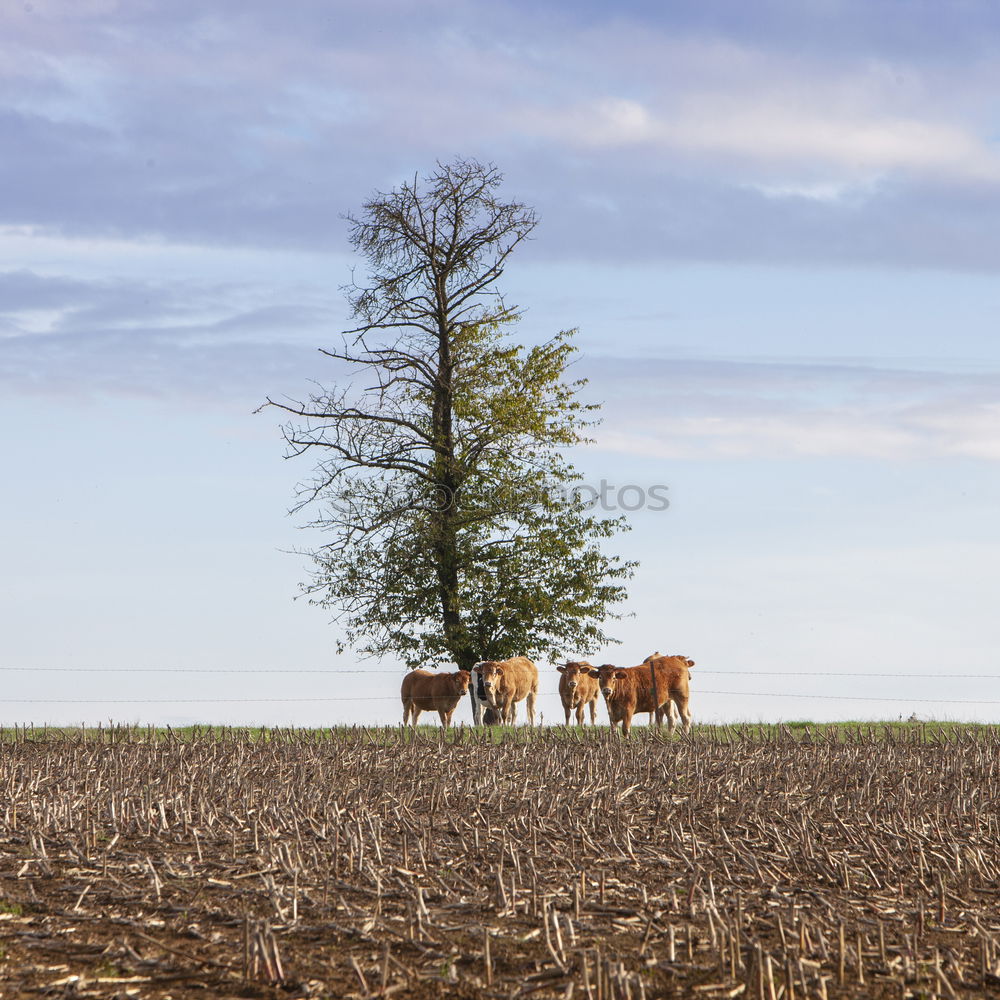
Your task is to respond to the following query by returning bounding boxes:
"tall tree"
[259,159,634,671]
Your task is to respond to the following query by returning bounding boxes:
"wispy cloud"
[584,357,1000,461]
[532,95,1000,185]
[0,269,340,399]
[3,2,1000,268]
[7,260,1000,461]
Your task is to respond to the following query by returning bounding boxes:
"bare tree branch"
[258,159,633,671]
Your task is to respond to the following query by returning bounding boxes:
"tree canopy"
[259,159,634,670]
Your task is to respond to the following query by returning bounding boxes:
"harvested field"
[2,725,1000,998]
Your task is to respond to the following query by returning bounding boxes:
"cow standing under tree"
[557,661,601,725]
[473,657,539,725]
[401,669,472,728]
[589,654,693,736]
[470,665,502,726]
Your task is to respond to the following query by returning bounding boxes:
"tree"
[259,159,635,672]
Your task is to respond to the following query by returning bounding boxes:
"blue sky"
[4,0,1000,725]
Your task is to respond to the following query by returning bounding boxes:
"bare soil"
[1,726,999,998]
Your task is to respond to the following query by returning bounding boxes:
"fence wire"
[3,667,1000,679]
[3,666,997,706]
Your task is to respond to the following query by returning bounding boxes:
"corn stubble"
[0,724,998,998]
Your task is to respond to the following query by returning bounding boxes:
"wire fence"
[2,691,999,705]
[1,666,998,706]
[4,666,1000,678]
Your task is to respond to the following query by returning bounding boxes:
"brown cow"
[476,657,539,725]
[557,661,600,725]
[400,669,471,728]
[588,655,692,736]
[641,651,694,727]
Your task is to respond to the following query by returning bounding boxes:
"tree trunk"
[433,311,477,672]
[435,528,476,669]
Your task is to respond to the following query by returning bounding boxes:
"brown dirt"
[1,726,999,998]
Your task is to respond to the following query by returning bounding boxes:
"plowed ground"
[1,726,999,998]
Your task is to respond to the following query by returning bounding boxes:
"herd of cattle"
[400,652,695,735]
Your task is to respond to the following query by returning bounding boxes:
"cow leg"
[674,694,692,734]
[575,702,584,726]
[589,698,597,725]
[526,690,536,726]
[564,704,572,725]
[621,710,633,737]
[410,707,422,726]
[402,702,411,726]
[438,708,449,728]
[665,698,677,735]
[470,686,483,725]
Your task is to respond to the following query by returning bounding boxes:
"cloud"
[0,269,97,312]
[582,356,1000,461]
[3,1,1000,270]
[598,415,924,460]
[0,269,341,399]
[909,402,1000,460]
[528,95,1000,185]
[6,263,1000,465]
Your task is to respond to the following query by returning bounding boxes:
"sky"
[4,0,1000,726]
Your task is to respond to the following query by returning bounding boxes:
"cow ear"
[556,665,566,673]
[615,670,628,679]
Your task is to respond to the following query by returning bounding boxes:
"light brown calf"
[400,669,471,728]
[589,655,692,736]
[641,650,694,727]
[476,657,539,725]
[557,661,600,725]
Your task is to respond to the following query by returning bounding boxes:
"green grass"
[0,720,995,744]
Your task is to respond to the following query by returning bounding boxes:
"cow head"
[453,670,472,694]
[478,661,505,706]
[557,661,591,691]
[588,663,628,699]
